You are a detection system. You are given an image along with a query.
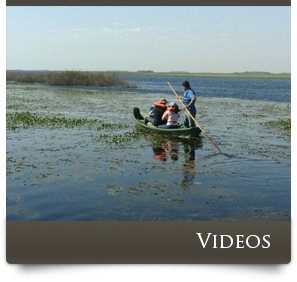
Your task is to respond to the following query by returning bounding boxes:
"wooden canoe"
[133,108,201,138]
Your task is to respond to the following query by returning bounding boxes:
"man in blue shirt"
[180,81,196,128]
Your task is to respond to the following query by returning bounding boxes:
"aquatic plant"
[6,112,132,130]
[280,119,291,131]
[6,70,136,88]
[6,112,99,130]
[98,130,141,144]
[267,118,291,131]
[97,122,130,130]
[107,185,123,196]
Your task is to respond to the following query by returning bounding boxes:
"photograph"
[6,6,291,221]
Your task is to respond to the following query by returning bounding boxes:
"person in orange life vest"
[144,98,168,126]
[158,101,180,129]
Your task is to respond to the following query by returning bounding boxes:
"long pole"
[167,81,224,155]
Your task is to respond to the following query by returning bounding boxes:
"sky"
[6,6,291,73]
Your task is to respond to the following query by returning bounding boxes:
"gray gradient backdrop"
[8,265,292,282]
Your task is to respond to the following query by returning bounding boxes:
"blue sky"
[6,6,291,72]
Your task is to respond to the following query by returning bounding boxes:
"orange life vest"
[153,102,167,109]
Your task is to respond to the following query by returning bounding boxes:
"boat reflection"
[152,139,179,162]
[149,136,203,186]
[182,141,197,187]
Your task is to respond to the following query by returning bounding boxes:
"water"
[6,80,291,221]
[8,74,291,103]
[118,74,291,103]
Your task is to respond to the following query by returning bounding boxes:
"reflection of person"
[152,147,166,161]
[179,81,196,128]
[144,98,168,126]
[163,140,179,161]
[182,143,196,186]
[148,136,202,187]
[158,102,180,129]
[152,139,179,162]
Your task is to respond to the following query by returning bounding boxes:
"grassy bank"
[108,71,291,79]
[6,70,136,87]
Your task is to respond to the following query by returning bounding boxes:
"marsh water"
[6,76,291,221]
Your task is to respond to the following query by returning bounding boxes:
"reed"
[6,70,136,88]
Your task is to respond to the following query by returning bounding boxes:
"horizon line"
[6,69,291,75]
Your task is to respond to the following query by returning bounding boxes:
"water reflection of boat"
[133,108,201,138]
[149,136,202,186]
[182,142,196,186]
[152,139,179,162]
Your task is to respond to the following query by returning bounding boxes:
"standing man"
[180,81,196,128]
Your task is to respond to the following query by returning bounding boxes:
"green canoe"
[133,108,201,138]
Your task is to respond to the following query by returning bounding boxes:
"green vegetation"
[23,86,42,91]
[6,70,136,87]
[6,112,99,130]
[172,198,184,202]
[98,130,141,144]
[108,71,291,79]
[107,185,123,196]
[97,122,129,130]
[6,112,131,131]
[267,118,291,131]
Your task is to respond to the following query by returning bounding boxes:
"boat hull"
[133,108,201,138]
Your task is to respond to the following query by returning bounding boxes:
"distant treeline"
[107,70,291,79]
[137,70,154,73]
[6,70,136,88]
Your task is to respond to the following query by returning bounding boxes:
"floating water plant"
[266,118,291,131]
[98,130,141,144]
[6,112,131,131]
[6,112,99,130]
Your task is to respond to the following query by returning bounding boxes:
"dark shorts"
[158,124,178,129]
[144,116,167,126]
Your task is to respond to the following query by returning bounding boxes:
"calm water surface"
[118,74,291,103]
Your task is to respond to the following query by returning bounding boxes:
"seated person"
[158,101,180,129]
[144,98,168,126]
[148,105,154,117]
